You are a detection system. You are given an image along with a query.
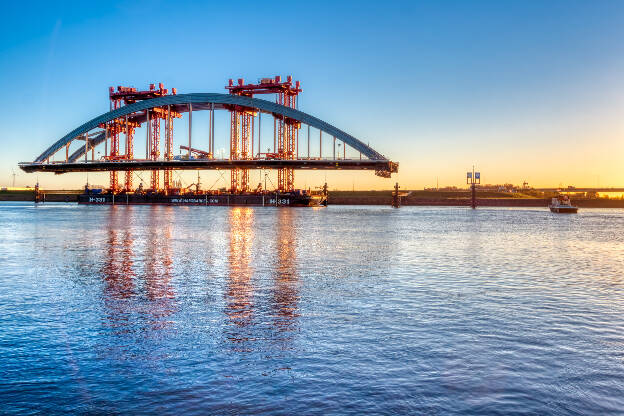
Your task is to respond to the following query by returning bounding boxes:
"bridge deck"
[19,158,397,174]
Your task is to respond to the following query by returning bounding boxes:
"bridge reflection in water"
[100,207,177,337]
[224,207,300,352]
[224,207,256,348]
[97,205,300,355]
[271,209,300,337]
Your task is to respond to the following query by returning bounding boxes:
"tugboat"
[549,195,578,213]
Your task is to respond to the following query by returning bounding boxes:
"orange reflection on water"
[223,207,301,351]
[225,208,255,332]
[272,209,300,334]
[100,206,176,334]
[101,207,136,333]
[143,206,176,329]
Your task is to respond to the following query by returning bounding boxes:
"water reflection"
[143,207,176,330]
[101,207,136,334]
[100,206,176,337]
[271,209,300,340]
[224,208,256,350]
[223,208,301,352]
[99,205,301,354]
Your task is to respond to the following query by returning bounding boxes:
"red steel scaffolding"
[226,75,301,192]
[102,83,179,193]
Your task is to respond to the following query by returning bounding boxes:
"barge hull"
[78,192,326,207]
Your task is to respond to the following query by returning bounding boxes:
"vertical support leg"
[208,103,213,158]
[124,115,133,192]
[230,110,240,192]
[251,113,255,159]
[211,103,215,157]
[110,171,118,194]
[164,105,173,193]
[150,118,160,191]
[109,124,120,193]
[124,168,133,192]
[277,115,286,192]
[241,111,250,192]
[188,103,192,159]
[146,110,150,159]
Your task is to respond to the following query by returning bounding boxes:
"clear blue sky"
[1,0,623,189]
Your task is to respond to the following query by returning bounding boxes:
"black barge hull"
[78,192,326,207]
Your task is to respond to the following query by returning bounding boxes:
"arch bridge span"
[19,92,398,182]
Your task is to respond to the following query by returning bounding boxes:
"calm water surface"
[0,202,623,414]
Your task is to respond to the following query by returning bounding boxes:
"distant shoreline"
[2,190,624,208]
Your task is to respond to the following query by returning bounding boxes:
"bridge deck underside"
[19,159,395,174]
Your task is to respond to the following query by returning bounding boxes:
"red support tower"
[109,129,120,193]
[240,110,252,191]
[101,117,139,192]
[225,76,301,192]
[102,83,178,193]
[108,90,122,193]
[228,107,253,192]
[150,116,161,191]
[163,106,174,193]
[123,119,136,192]
[273,80,299,192]
[230,109,241,192]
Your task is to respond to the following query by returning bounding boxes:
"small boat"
[549,195,578,213]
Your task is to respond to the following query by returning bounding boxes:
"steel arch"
[35,93,387,163]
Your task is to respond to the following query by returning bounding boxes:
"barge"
[78,188,327,207]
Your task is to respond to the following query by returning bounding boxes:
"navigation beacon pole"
[392,182,401,208]
[34,181,41,204]
[466,166,481,209]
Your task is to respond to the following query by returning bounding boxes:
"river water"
[0,202,623,414]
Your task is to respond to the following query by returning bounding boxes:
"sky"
[1,0,623,190]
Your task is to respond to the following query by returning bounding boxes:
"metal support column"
[251,114,255,159]
[146,109,150,158]
[188,103,192,158]
[273,117,276,153]
[211,103,215,156]
[208,103,213,158]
